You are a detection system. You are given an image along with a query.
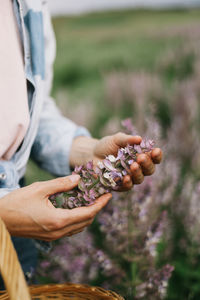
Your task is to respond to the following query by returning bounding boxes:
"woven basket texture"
[0,283,124,299]
[0,217,124,300]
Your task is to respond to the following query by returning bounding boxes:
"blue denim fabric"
[10,0,91,181]
[0,161,19,189]
[0,238,38,290]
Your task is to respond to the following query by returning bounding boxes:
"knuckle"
[114,132,123,142]
[134,179,144,184]
[150,168,155,175]
[131,164,139,173]
[53,219,64,230]
[139,173,144,181]
[66,232,74,237]
[132,172,144,184]
[57,177,68,186]
[140,176,145,183]
[144,167,155,176]
[88,211,95,219]
[49,231,61,241]
[137,154,147,165]
[87,218,94,226]
[47,218,64,231]
[138,178,144,184]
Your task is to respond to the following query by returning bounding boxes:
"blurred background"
[48,0,200,15]
[29,1,200,299]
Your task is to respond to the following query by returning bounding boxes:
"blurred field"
[30,9,200,299]
[52,9,199,136]
[26,8,200,184]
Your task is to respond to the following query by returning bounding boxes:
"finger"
[137,154,155,176]
[130,162,144,184]
[151,148,163,164]
[85,193,112,214]
[52,220,92,239]
[122,175,133,190]
[58,193,112,226]
[66,229,84,237]
[34,226,86,241]
[38,175,80,196]
[114,132,142,148]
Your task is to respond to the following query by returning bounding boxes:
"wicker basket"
[0,217,124,300]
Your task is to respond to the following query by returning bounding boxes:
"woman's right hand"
[0,175,112,241]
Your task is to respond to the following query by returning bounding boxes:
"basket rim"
[29,282,124,299]
[0,282,124,299]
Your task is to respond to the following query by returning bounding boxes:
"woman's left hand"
[70,133,162,191]
[92,132,162,191]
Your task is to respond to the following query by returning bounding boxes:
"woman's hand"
[70,133,162,191]
[0,175,111,241]
[93,132,162,190]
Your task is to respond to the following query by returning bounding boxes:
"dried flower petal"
[49,133,155,209]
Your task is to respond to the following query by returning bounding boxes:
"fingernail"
[69,174,80,183]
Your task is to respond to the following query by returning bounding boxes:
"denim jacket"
[0,0,90,198]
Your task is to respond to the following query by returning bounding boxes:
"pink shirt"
[0,0,30,160]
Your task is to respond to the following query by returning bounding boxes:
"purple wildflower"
[49,139,155,209]
[121,118,137,135]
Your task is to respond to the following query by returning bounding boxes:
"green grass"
[52,9,200,100]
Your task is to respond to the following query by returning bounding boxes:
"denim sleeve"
[31,97,91,176]
[31,4,91,176]
[0,160,20,198]
[0,188,18,199]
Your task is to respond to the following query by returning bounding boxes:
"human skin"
[69,133,162,190]
[0,175,112,241]
[0,133,162,241]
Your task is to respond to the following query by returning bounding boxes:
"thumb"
[40,175,80,196]
[113,132,142,148]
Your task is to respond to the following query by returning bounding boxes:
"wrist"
[69,136,99,168]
